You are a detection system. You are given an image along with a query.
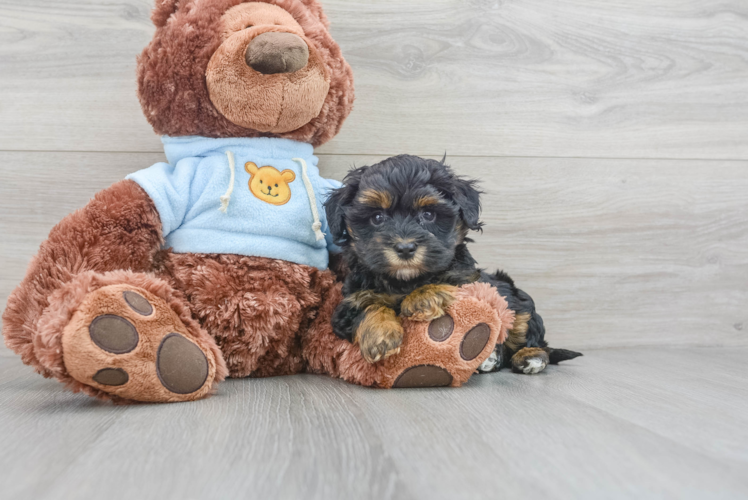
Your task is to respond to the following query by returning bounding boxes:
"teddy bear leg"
[37,271,227,403]
[303,282,513,389]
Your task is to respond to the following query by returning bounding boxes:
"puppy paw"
[356,306,404,363]
[400,284,458,322]
[511,347,550,374]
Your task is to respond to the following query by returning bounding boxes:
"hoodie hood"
[162,135,314,165]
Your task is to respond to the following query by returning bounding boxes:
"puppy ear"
[325,187,350,246]
[152,0,180,28]
[452,176,483,231]
[324,166,366,246]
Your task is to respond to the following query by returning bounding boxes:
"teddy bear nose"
[394,242,418,260]
[245,32,309,75]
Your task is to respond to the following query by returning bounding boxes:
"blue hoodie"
[126,136,342,270]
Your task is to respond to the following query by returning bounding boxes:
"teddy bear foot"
[61,284,220,403]
[378,283,512,389]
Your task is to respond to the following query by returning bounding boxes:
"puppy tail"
[548,348,583,365]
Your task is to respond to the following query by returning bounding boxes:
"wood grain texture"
[2,152,746,349]
[0,0,747,158]
[1,346,747,500]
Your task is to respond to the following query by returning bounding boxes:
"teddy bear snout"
[245,32,309,75]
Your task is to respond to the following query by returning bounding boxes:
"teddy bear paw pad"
[156,333,209,394]
[61,284,216,402]
[393,365,453,388]
[382,294,503,389]
[89,315,139,354]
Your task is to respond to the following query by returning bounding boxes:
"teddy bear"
[1,0,514,403]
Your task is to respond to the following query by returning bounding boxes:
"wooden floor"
[1,0,747,498]
[2,346,748,499]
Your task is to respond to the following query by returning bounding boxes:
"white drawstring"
[219,150,236,213]
[293,157,326,241]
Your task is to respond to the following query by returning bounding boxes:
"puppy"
[324,155,582,374]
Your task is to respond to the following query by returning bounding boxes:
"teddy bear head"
[138,0,354,147]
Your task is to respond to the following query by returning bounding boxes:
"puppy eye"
[420,210,436,223]
[371,213,386,226]
[245,25,254,29]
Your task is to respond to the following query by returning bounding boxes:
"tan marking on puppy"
[344,290,400,311]
[357,189,392,209]
[400,284,458,322]
[505,312,531,351]
[511,347,550,375]
[455,220,469,244]
[355,306,404,363]
[414,195,441,208]
[383,246,426,281]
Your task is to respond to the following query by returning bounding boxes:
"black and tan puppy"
[324,155,581,374]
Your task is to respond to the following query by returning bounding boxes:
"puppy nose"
[394,242,418,260]
[245,32,309,74]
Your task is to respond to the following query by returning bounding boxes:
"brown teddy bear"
[1,0,513,403]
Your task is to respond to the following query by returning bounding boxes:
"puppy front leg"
[333,292,403,363]
[400,284,458,322]
[355,306,403,363]
[332,299,364,342]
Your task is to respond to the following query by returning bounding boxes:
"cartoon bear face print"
[245,162,296,206]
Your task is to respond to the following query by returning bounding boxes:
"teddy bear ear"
[151,0,180,28]
[295,0,331,28]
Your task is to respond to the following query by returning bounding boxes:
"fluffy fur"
[2,180,163,377]
[1,179,339,401]
[324,155,582,370]
[138,0,354,146]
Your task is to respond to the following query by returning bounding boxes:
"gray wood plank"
[2,152,746,349]
[1,0,747,158]
[2,347,748,500]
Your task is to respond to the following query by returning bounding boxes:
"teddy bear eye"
[275,183,278,187]
[259,180,263,184]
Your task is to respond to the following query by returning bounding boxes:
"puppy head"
[325,155,482,281]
